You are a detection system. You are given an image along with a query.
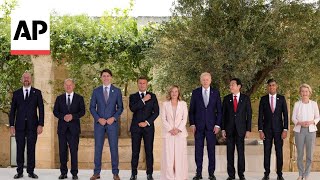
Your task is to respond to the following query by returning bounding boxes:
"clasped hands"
[169,128,181,136]
[298,120,314,128]
[64,114,73,122]
[98,117,116,126]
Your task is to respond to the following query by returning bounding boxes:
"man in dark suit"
[258,79,288,180]
[53,78,85,180]
[221,78,252,180]
[129,77,159,180]
[89,69,123,180]
[189,72,222,180]
[9,72,44,179]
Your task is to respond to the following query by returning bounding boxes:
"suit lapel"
[167,101,174,121]
[274,94,280,112]
[174,101,182,127]
[26,87,34,104]
[236,94,244,113]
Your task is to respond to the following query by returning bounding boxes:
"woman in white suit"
[160,85,188,180]
[292,84,319,180]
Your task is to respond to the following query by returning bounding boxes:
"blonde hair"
[200,72,211,80]
[166,85,181,101]
[299,83,312,95]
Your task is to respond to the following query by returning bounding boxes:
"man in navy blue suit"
[89,69,123,180]
[9,72,44,179]
[129,77,159,180]
[221,78,252,180]
[189,72,222,180]
[53,79,85,180]
[258,79,288,180]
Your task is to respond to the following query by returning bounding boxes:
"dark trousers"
[263,131,283,177]
[15,121,38,174]
[194,129,216,176]
[58,130,79,176]
[226,129,245,178]
[131,127,155,175]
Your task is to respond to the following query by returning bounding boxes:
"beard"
[23,81,30,87]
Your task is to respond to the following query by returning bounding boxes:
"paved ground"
[1,168,319,180]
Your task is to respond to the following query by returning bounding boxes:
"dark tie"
[67,94,71,111]
[141,93,145,99]
[25,89,29,100]
[233,95,238,112]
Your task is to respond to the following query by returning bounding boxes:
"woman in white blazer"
[292,83,319,180]
[160,85,188,180]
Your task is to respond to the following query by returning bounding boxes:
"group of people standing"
[9,70,318,180]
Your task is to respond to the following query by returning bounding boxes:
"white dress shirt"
[66,92,74,104]
[22,86,31,99]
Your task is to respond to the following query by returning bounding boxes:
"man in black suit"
[222,78,252,180]
[9,72,44,179]
[129,77,159,180]
[53,78,85,180]
[258,79,288,180]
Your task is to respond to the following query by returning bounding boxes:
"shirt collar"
[103,84,111,90]
[233,92,240,97]
[202,86,210,92]
[139,91,147,95]
[23,86,31,92]
[269,93,277,98]
[66,92,74,96]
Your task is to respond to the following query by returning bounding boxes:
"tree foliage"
[148,0,320,101]
[0,0,32,116]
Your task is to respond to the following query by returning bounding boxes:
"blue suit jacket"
[189,87,222,131]
[90,84,123,123]
[9,87,44,131]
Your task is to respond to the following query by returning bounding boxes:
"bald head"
[21,72,32,87]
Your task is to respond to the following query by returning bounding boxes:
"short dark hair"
[137,76,148,82]
[267,79,276,84]
[100,69,112,77]
[231,78,242,87]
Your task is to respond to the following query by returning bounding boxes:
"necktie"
[67,94,71,111]
[271,95,274,113]
[25,89,29,100]
[104,87,109,103]
[141,93,145,99]
[204,90,209,107]
[233,95,238,112]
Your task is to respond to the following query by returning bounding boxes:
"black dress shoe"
[130,175,137,180]
[72,175,79,180]
[262,175,270,180]
[13,174,23,179]
[193,174,203,180]
[147,174,154,180]
[277,176,284,180]
[239,177,246,180]
[209,174,216,180]
[58,174,67,179]
[226,177,235,180]
[28,173,39,179]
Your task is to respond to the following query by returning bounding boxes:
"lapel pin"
[111,90,114,93]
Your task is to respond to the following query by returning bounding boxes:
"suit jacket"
[221,93,252,136]
[90,84,123,123]
[161,100,188,138]
[53,93,85,135]
[9,87,44,131]
[189,87,222,131]
[129,92,159,132]
[258,94,288,133]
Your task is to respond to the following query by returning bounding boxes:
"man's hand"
[98,118,107,126]
[10,127,15,136]
[245,131,250,138]
[37,126,43,135]
[282,131,287,139]
[190,126,196,134]
[259,131,265,140]
[213,126,220,134]
[143,94,151,102]
[222,130,226,139]
[64,114,73,122]
[138,122,148,128]
[106,117,115,125]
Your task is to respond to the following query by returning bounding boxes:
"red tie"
[233,95,238,112]
[271,95,274,113]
